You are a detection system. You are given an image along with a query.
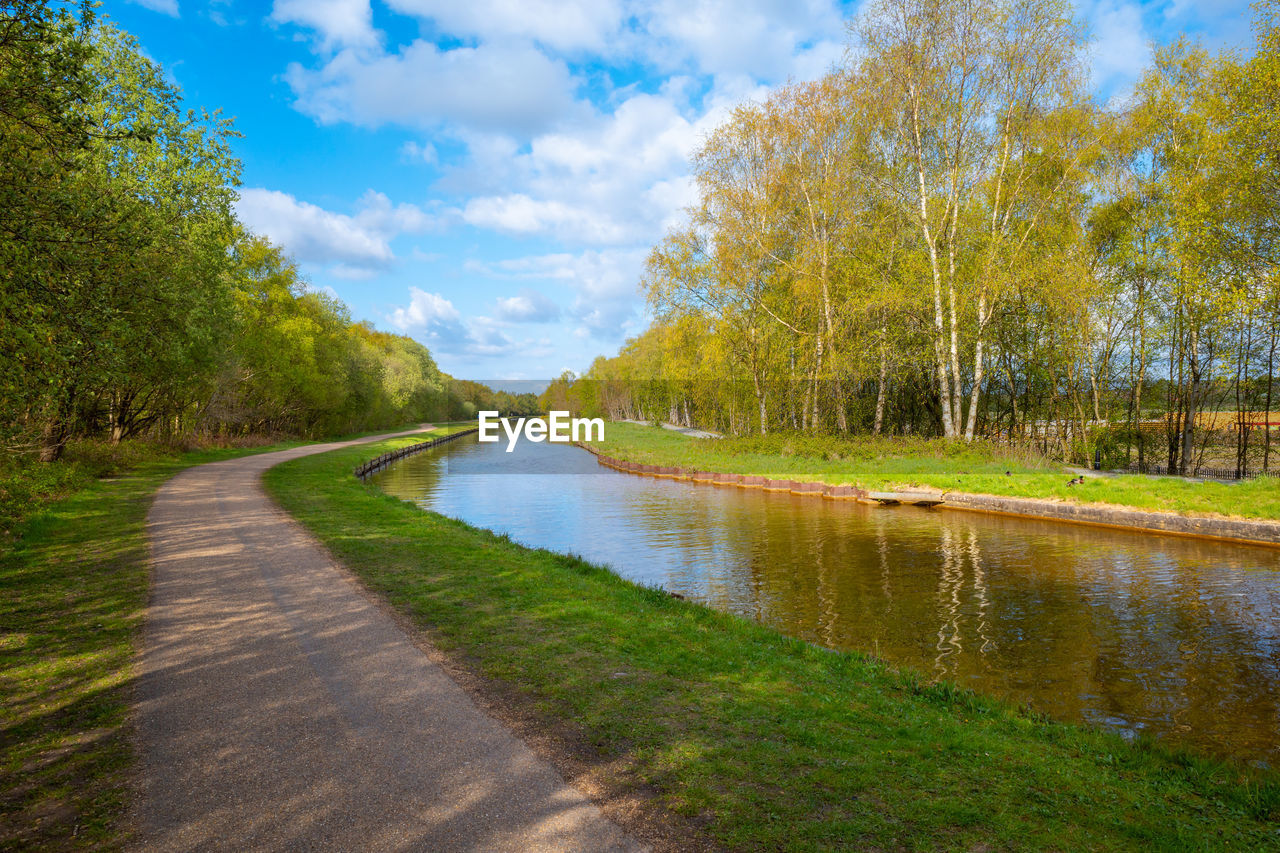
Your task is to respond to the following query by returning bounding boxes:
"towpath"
[134,427,641,851]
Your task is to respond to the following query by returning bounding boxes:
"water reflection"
[371,436,1280,765]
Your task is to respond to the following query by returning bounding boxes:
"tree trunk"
[946,225,963,433]
[873,345,888,436]
[752,368,767,435]
[1266,316,1276,473]
[910,91,956,439]
[39,419,67,463]
[1181,328,1200,476]
[810,332,823,430]
[964,293,987,441]
[818,250,847,433]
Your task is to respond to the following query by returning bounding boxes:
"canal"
[369,435,1280,766]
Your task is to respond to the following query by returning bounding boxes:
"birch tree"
[855,0,1089,438]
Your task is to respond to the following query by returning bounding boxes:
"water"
[369,436,1280,766]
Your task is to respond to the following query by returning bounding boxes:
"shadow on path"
[134,428,642,852]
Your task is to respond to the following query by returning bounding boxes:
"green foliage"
[584,1,1280,480]
[1,5,454,460]
[0,439,161,540]
[207,236,451,437]
[1,8,242,458]
[450,379,539,420]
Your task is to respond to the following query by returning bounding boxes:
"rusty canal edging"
[576,443,1280,549]
[354,427,479,479]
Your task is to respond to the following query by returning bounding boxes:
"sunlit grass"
[0,444,289,849]
[0,422,439,849]
[593,423,1280,521]
[265,436,1280,851]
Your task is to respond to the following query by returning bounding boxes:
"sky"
[105,0,1257,382]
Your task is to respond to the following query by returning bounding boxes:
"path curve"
[134,428,642,852]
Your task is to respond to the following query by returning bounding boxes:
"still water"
[370,436,1280,766]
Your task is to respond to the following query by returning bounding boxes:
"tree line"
[581,0,1280,475]
[0,2,500,462]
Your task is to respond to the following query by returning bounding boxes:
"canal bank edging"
[354,427,479,479]
[578,443,1280,549]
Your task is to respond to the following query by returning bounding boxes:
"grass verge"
[592,423,1280,521]
[0,422,438,849]
[265,436,1280,851]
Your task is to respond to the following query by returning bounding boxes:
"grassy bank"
[0,444,288,848]
[592,423,1280,521]
[1,441,206,544]
[0,423,436,849]
[265,436,1279,851]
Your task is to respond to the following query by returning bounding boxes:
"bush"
[0,440,170,541]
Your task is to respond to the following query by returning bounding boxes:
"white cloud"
[270,0,378,53]
[264,0,856,361]
[386,0,625,53]
[1081,0,1151,90]
[493,289,561,323]
[640,0,845,79]
[474,248,647,337]
[390,288,460,328]
[400,140,438,165]
[389,288,553,357]
[235,188,436,274]
[453,89,724,245]
[462,195,632,244]
[285,40,581,135]
[128,0,179,16]
[352,189,437,234]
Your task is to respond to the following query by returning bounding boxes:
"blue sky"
[106,0,1257,381]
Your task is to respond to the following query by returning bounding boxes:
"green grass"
[592,423,1280,521]
[264,436,1280,851]
[0,422,440,849]
[1,441,183,543]
[422,421,480,437]
[0,444,292,848]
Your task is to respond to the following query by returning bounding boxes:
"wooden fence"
[1121,460,1280,481]
[353,427,479,479]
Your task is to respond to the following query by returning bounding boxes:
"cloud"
[390,287,460,328]
[389,288,535,357]
[453,89,721,245]
[493,289,561,323]
[462,195,632,244]
[284,40,581,135]
[400,140,438,165]
[1085,0,1152,90]
[273,0,842,257]
[640,0,845,79]
[385,0,625,53]
[379,0,846,79]
[474,248,647,337]
[262,0,855,362]
[128,0,179,16]
[270,0,378,53]
[234,188,436,274]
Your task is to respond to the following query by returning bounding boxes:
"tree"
[855,0,1091,439]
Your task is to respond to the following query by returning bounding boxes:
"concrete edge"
[577,445,1280,549]
[938,493,1280,548]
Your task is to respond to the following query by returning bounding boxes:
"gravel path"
[133,428,642,852]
